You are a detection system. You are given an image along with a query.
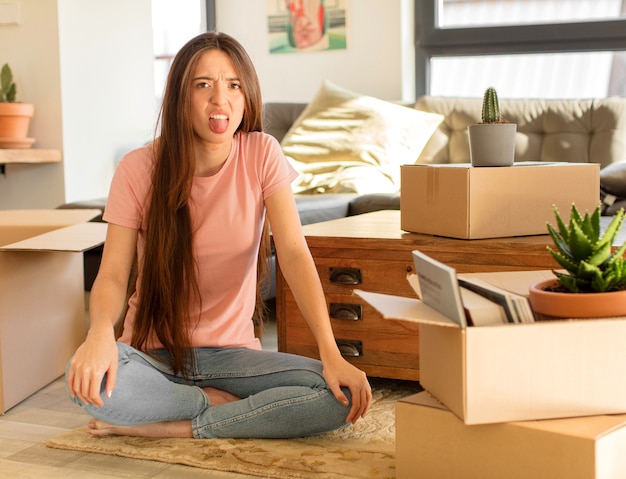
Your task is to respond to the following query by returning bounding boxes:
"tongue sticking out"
[209,116,229,134]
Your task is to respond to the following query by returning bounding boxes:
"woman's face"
[190,49,245,147]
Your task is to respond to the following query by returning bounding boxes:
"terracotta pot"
[468,123,516,167]
[0,102,35,149]
[528,278,626,319]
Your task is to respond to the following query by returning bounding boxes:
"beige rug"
[46,378,419,478]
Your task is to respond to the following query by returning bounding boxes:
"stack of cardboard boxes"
[362,163,626,478]
[359,273,626,479]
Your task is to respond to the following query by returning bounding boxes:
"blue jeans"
[66,342,351,439]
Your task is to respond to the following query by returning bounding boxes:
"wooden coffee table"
[275,209,562,381]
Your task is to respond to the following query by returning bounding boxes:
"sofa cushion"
[348,193,400,216]
[295,193,356,225]
[599,161,626,215]
[281,80,444,195]
[415,96,626,168]
[600,161,626,197]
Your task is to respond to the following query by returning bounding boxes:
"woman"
[65,31,371,439]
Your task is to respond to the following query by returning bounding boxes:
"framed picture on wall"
[267,0,348,54]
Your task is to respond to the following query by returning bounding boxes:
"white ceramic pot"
[468,122,516,167]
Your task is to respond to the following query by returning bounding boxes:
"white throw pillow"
[281,80,444,194]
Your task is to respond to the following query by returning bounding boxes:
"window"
[438,0,625,28]
[430,51,626,98]
[152,0,205,99]
[416,0,626,98]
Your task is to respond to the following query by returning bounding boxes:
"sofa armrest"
[262,103,308,142]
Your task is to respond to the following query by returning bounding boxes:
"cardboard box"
[356,270,626,425]
[396,391,626,479]
[400,162,599,239]
[0,210,106,413]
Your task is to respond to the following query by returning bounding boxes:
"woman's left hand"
[321,354,372,424]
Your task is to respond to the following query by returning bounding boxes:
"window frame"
[206,0,216,30]
[414,0,626,96]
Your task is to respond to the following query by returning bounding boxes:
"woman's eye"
[193,80,240,90]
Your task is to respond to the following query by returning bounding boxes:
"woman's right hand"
[67,223,138,406]
[66,327,119,407]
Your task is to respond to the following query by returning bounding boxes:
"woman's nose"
[210,83,227,104]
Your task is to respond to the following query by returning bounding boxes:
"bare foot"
[203,386,241,405]
[87,418,193,438]
[85,388,239,438]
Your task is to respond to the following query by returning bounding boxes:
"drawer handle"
[329,267,362,285]
[336,339,362,357]
[329,303,362,321]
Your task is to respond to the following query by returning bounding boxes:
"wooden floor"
[0,299,278,478]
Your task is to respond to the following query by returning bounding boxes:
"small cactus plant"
[481,87,503,123]
[0,63,17,102]
[547,203,626,293]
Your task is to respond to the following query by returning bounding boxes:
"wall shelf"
[0,149,61,164]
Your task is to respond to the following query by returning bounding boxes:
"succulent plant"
[547,203,626,293]
[481,87,502,123]
[0,63,17,102]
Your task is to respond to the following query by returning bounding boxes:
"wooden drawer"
[285,293,419,334]
[283,322,420,380]
[282,292,420,380]
[313,257,416,297]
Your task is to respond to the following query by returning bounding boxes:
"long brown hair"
[131,32,268,376]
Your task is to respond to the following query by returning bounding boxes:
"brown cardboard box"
[356,270,626,425]
[400,162,599,239]
[396,391,626,479]
[0,210,106,413]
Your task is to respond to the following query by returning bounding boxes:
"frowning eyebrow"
[192,75,240,82]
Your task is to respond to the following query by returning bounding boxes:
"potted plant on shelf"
[468,87,516,167]
[528,203,626,319]
[0,63,35,148]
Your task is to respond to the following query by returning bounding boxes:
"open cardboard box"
[396,391,626,479]
[400,162,599,239]
[0,210,106,413]
[356,269,626,425]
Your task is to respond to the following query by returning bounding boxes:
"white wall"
[215,0,414,103]
[0,0,156,209]
[58,0,156,203]
[0,0,65,209]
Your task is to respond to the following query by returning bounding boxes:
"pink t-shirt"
[104,132,297,350]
